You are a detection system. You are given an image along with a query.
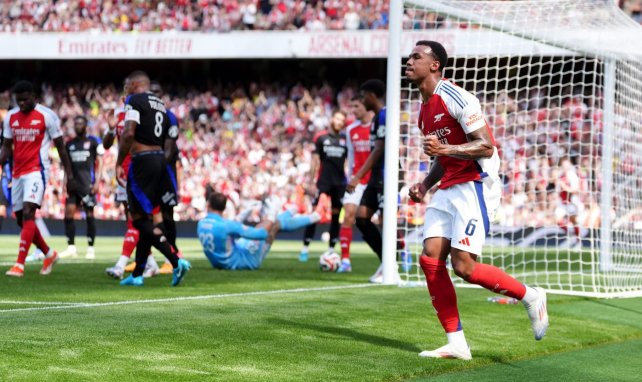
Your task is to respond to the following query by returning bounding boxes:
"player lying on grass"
[197,192,322,270]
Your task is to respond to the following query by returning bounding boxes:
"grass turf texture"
[0,235,640,382]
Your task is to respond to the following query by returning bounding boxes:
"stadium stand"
[0,78,607,231]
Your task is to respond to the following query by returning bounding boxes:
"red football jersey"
[346,120,371,185]
[3,104,62,178]
[114,106,131,173]
[419,79,500,189]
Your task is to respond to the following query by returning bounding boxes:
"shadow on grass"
[269,317,422,353]
[588,299,642,315]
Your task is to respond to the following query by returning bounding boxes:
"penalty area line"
[0,283,380,313]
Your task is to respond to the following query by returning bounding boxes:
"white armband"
[124,109,140,124]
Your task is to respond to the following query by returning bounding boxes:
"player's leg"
[568,209,582,250]
[159,163,182,274]
[120,224,150,287]
[0,205,5,232]
[300,190,323,262]
[337,183,365,273]
[327,185,344,251]
[450,181,548,341]
[130,154,189,286]
[0,184,7,232]
[418,232,473,360]
[84,202,96,260]
[105,198,139,279]
[355,185,383,282]
[6,174,56,277]
[61,197,78,258]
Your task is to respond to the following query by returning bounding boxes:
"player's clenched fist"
[423,134,443,157]
[408,182,427,203]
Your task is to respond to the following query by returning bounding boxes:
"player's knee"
[355,217,369,229]
[131,217,146,231]
[452,259,475,280]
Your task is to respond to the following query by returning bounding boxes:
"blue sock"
[279,215,313,232]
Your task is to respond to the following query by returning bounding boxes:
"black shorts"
[359,184,384,212]
[127,151,177,215]
[66,190,96,208]
[313,183,346,209]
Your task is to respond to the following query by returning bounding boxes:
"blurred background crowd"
[1,0,641,230]
[0,0,641,33]
[1,75,629,231]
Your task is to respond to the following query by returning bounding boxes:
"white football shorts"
[12,171,47,212]
[423,178,501,256]
[342,183,367,206]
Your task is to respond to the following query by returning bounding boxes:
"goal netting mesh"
[395,0,642,297]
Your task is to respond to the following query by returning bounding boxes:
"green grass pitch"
[0,235,640,382]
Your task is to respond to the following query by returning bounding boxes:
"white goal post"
[382,0,642,297]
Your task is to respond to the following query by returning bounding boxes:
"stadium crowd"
[1,0,641,33]
[0,76,619,231]
[0,0,392,32]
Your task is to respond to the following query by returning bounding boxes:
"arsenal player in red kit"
[406,41,549,360]
[0,81,76,277]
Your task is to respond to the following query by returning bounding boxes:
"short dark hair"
[12,80,34,95]
[415,40,448,72]
[128,70,150,83]
[74,115,88,124]
[208,192,227,211]
[350,95,363,102]
[150,80,162,91]
[360,79,385,98]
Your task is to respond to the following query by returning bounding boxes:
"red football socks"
[339,226,352,260]
[420,256,462,333]
[467,263,526,300]
[121,220,140,258]
[17,219,37,265]
[32,226,50,255]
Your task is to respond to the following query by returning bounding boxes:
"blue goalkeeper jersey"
[197,213,269,269]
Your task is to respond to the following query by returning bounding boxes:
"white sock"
[45,248,55,258]
[301,245,309,253]
[309,212,321,224]
[115,255,129,269]
[521,286,539,306]
[236,207,254,222]
[446,330,468,349]
[146,254,159,269]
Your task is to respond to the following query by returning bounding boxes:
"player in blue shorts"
[197,192,321,270]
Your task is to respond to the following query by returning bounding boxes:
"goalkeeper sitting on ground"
[197,192,321,270]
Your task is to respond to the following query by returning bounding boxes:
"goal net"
[391,0,642,297]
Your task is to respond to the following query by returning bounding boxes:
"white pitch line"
[0,300,84,305]
[0,283,380,313]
